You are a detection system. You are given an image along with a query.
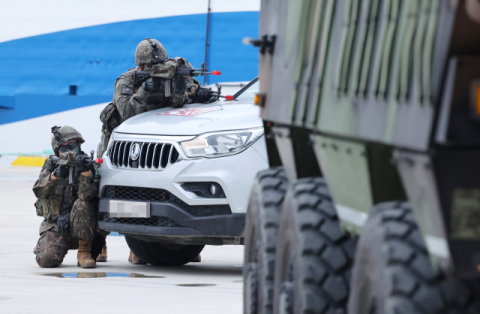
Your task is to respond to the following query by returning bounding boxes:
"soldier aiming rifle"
[97,37,220,264]
[33,126,104,268]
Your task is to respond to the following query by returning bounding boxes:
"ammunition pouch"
[47,185,65,219]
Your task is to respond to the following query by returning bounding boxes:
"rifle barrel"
[191,70,221,75]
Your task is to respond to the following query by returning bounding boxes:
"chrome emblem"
[130,143,141,161]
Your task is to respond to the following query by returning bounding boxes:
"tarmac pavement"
[0,163,244,314]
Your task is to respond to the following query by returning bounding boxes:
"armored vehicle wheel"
[273,177,356,314]
[348,202,456,314]
[125,236,204,266]
[243,167,288,314]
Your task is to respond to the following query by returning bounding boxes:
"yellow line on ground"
[11,156,46,167]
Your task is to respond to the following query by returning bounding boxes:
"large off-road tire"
[125,236,204,266]
[273,177,357,314]
[348,201,459,314]
[243,167,288,314]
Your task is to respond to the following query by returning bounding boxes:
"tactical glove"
[53,165,69,179]
[173,75,187,94]
[142,78,162,92]
[196,87,213,103]
[75,152,93,173]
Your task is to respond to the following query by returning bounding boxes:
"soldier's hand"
[75,153,92,173]
[196,87,213,103]
[142,78,155,91]
[173,75,187,94]
[142,78,162,92]
[81,170,91,177]
[53,165,69,179]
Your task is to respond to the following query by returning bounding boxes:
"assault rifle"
[133,60,221,86]
[51,150,95,185]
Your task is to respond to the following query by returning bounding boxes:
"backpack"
[99,102,121,133]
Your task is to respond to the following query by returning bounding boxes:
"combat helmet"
[51,126,85,156]
[135,37,168,67]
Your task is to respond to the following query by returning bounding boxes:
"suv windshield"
[233,77,259,102]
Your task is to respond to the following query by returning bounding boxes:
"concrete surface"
[0,163,244,314]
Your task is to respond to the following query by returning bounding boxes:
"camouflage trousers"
[96,130,111,159]
[96,131,111,238]
[34,199,97,268]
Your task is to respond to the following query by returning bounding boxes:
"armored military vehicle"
[243,0,480,313]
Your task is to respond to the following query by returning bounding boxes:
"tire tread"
[244,167,288,314]
[282,177,356,314]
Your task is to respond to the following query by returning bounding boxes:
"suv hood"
[114,100,262,136]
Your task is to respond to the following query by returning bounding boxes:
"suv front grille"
[103,186,231,217]
[108,140,180,170]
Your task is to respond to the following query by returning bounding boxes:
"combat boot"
[96,244,107,262]
[128,250,146,265]
[77,240,96,268]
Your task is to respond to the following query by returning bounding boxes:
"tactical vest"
[35,156,79,222]
[38,178,78,223]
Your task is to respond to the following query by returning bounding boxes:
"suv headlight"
[180,127,264,158]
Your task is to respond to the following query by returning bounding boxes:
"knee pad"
[35,244,65,268]
[36,253,63,268]
[34,231,68,268]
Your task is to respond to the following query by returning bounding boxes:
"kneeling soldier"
[33,126,102,268]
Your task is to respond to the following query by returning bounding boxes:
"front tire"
[243,167,288,314]
[273,177,356,314]
[125,236,204,266]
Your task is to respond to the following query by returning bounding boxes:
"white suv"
[98,77,268,265]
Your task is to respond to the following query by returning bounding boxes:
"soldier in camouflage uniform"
[97,38,211,264]
[97,37,213,158]
[33,126,101,268]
